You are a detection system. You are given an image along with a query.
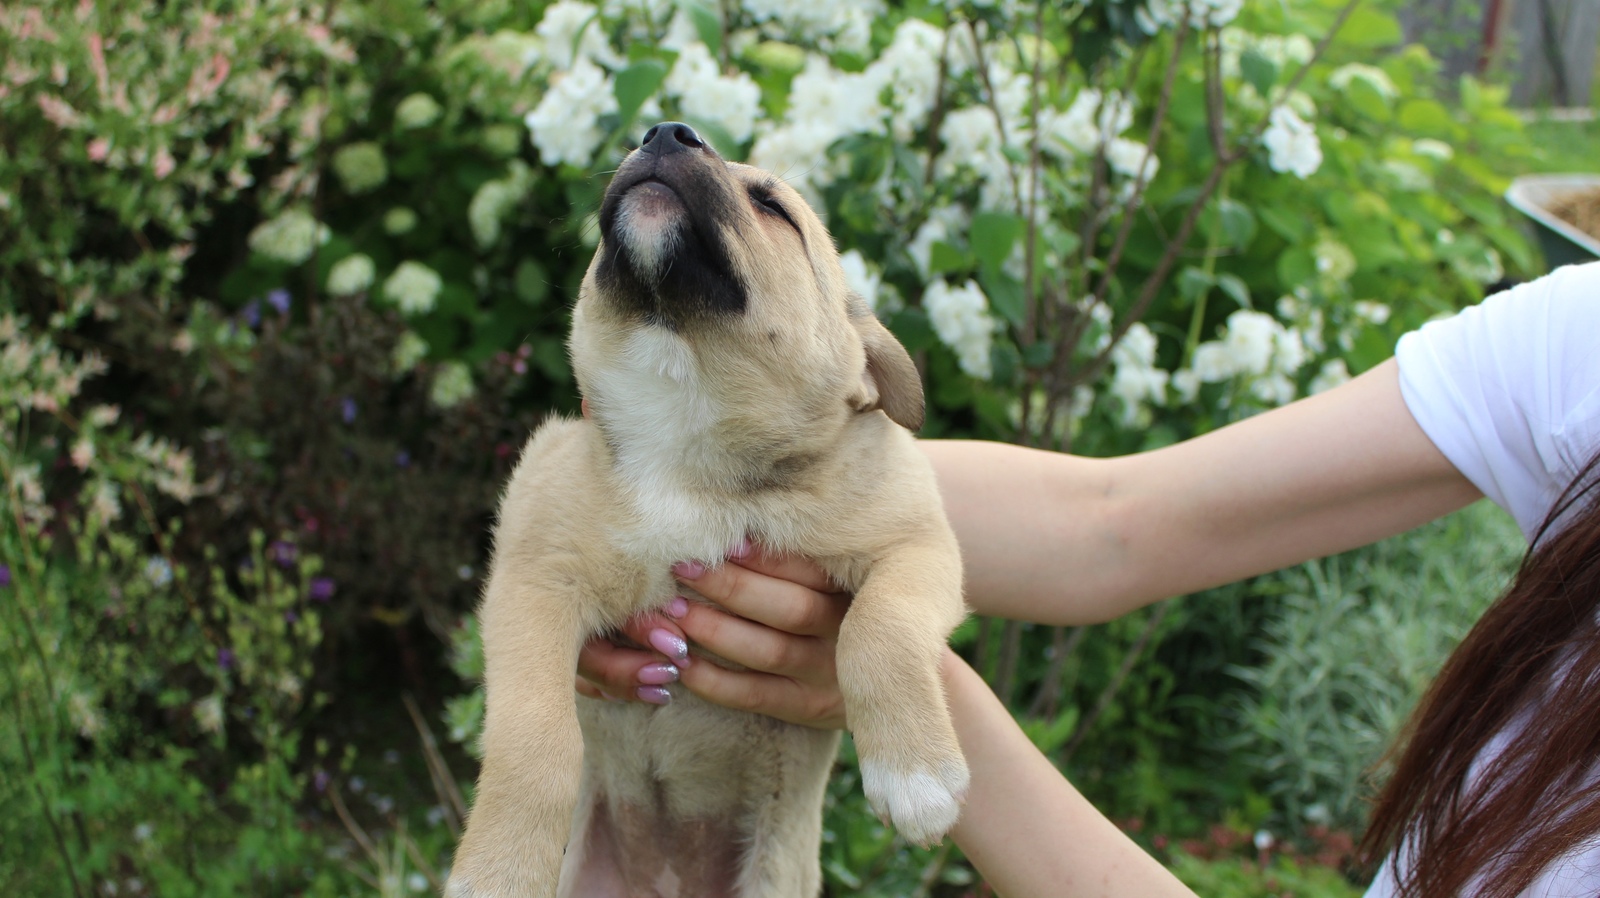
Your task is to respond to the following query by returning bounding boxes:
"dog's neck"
[585,328,823,562]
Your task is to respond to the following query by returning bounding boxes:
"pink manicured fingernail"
[728,536,751,560]
[666,596,689,619]
[672,560,706,579]
[638,662,680,685]
[636,686,672,705]
[649,628,690,665]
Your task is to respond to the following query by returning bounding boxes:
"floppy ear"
[847,296,925,431]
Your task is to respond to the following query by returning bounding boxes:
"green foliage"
[1230,500,1524,834]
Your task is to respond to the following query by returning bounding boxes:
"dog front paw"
[860,755,970,847]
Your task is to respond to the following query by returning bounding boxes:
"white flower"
[1412,138,1454,161]
[525,57,618,168]
[1313,236,1357,282]
[867,19,948,139]
[1137,0,1244,33]
[331,141,387,194]
[248,209,329,265]
[1110,322,1160,370]
[1329,63,1397,101]
[1250,372,1296,405]
[144,556,174,587]
[430,361,476,408]
[384,207,418,235]
[1191,341,1233,382]
[1172,368,1201,403]
[535,1,619,70]
[468,163,533,249]
[1222,310,1280,376]
[1352,301,1391,325]
[194,694,224,734]
[327,254,376,296]
[395,92,442,129]
[1046,88,1133,156]
[1261,106,1322,179]
[383,261,443,316]
[1309,359,1351,394]
[1106,137,1159,182]
[906,206,969,279]
[68,692,104,740]
[671,58,762,144]
[923,279,996,380]
[837,249,883,312]
[392,331,430,374]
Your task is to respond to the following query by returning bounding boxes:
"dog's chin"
[613,182,688,283]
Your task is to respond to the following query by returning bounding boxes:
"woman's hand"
[575,543,852,729]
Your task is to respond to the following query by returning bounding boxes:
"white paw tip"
[860,758,970,846]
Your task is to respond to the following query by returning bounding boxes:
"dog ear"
[847,295,925,431]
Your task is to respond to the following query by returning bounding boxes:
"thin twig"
[1060,602,1172,763]
[402,691,468,836]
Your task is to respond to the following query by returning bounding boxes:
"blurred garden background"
[4,0,1599,894]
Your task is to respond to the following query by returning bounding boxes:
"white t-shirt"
[1367,261,1600,897]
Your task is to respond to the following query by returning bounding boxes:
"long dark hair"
[1361,447,1600,897]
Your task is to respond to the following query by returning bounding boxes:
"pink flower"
[36,94,80,128]
[87,137,110,162]
[152,147,175,180]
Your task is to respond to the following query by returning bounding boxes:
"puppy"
[448,122,968,898]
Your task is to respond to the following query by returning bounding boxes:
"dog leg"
[835,540,969,848]
[448,582,593,898]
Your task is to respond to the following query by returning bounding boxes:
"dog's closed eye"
[749,183,800,232]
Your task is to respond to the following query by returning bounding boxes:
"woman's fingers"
[674,546,848,639]
[678,648,847,730]
[676,602,830,677]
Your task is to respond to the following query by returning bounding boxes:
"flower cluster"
[1261,106,1322,179]
[923,279,997,380]
[248,208,331,265]
[383,261,443,316]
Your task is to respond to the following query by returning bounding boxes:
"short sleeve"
[1395,261,1600,539]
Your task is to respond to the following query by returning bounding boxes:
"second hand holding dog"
[577,541,851,730]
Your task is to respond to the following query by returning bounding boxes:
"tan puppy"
[448,122,968,898]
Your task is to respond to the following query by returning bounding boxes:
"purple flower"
[241,300,262,329]
[218,648,235,670]
[313,769,331,793]
[309,577,335,602]
[0,564,10,588]
[266,289,291,316]
[340,397,358,424]
[268,540,298,568]
[395,450,411,468]
[284,610,300,623]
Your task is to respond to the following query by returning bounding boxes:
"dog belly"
[561,696,840,898]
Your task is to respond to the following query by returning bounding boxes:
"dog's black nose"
[640,121,705,156]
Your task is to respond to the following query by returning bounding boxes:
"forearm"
[943,650,1196,898]
[923,360,1482,624]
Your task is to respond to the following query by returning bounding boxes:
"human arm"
[930,357,1481,624]
[940,648,1197,898]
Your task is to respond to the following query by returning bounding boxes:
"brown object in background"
[1547,185,1600,243]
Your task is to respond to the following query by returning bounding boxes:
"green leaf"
[514,260,548,306]
[979,266,1025,328]
[1021,339,1054,368]
[1216,273,1251,310]
[1257,205,1309,242]
[887,307,938,353]
[1240,48,1278,97]
[1216,198,1258,249]
[1338,7,1403,47]
[1397,99,1455,136]
[613,59,670,126]
[1176,266,1213,300]
[679,0,723,58]
[1344,77,1392,121]
[970,212,1026,272]
[928,241,974,276]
